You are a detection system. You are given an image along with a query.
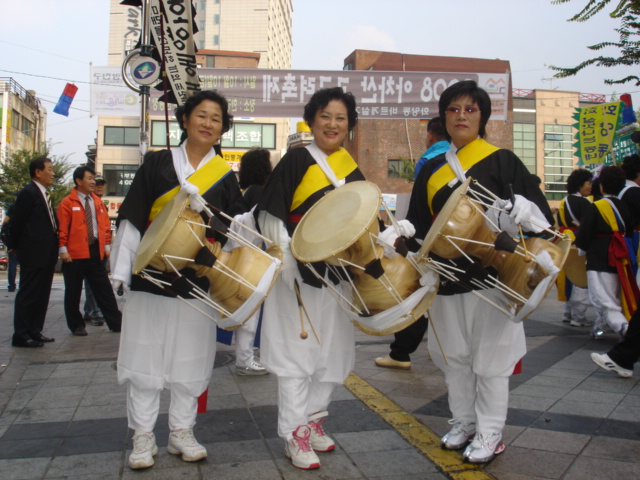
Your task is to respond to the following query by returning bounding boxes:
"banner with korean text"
[90,66,510,120]
[573,102,621,165]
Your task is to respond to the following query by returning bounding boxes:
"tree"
[0,149,75,209]
[551,0,640,85]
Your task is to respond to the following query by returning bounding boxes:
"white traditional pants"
[235,309,260,368]
[118,291,217,432]
[277,376,336,440]
[427,290,525,435]
[587,271,627,334]
[565,285,590,320]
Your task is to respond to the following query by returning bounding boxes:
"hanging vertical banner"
[149,0,200,105]
[573,102,621,165]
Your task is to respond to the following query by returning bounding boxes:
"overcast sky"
[1,0,636,167]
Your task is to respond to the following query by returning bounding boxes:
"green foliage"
[0,149,75,209]
[387,157,416,181]
[551,0,640,85]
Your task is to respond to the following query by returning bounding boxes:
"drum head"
[417,178,472,260]
[291,181,382,263]
[564,245,588,288]
[133,191,196,274]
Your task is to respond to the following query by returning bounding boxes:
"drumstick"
[426,308,448,366]
[294,280,321,343]
[507,184,532,262]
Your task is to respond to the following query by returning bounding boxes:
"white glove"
[486,196,549,237]
[395,219,416,238]
[280,251,302,293]
[181,181,206,213]
[376,220,415,258]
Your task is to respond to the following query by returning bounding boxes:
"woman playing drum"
[405,81,554,463]
[257,87,364,470]
[110,90,243,470]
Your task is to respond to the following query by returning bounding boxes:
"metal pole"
[138,0,151,163]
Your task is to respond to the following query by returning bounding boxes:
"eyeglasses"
[445,106,480,115]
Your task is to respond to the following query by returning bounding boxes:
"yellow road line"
[344,372,498,480]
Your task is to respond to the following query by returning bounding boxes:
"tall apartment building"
[0,78,47,163]
[98,0,292,219]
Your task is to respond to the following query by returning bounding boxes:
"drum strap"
[426,139,500,215]
[290,147,358,212]
[148,154,232,222]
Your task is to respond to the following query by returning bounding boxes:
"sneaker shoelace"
[293,428,313,453]
[474,433,500,450]
[132,433,154,453]
[172,428,199,447]
[309,418,327,437]
[447,419,473,435]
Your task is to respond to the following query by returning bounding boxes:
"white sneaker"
[463,432,505,464]
[308,411,335,452]
[591,352,633,378]
[570,318,593,327]
[236,359,269,376]
[128,430,157,470]
[167,427,207,462]
[284,425,320,469]
[440,420,476,450]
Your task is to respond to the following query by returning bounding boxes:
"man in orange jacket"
[57,166,121,335]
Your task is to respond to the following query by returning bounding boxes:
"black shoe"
[32,334,55,343]
[12,338,44,348]
[72,327,88,336]
[7,287,16,292]
[91,317,105,326]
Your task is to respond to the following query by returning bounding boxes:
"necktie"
[45,190,57,230]
[85,195,96,244]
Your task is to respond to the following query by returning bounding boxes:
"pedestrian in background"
[57,166,122,336]
[9,157,59,348]
[83,174,109,326]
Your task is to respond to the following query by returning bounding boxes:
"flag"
[620,94,637,124]
[53,83,78,117]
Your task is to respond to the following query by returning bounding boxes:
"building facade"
[513,89,605,203]
[342,50,514,196]
[98,0,292,219]
[343,50,608,208]
[0,78,47,163]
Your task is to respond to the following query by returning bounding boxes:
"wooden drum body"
[291,181,437,335]
[417,179,570,320]
[133,191,282,328]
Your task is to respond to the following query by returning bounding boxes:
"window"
[388,159,414,179]
[213,14,220,25]
[513,123,536,174]
[543,124,575,201]
[102,164,139,197]
[150,120,182,148]
[104,126,139,146]
[213,34,219,45]
[221,123,276,149]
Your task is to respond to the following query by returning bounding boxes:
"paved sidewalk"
[0,272,638,479]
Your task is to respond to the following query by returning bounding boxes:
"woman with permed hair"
[405,80,554,463]
[111,89,244,470]
[256,87,365,470]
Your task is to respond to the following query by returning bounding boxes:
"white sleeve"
[110,219,141,286]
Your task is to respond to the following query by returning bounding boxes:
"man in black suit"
[8,157,59,347]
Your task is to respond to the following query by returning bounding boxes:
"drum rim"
[291,181,382,263]
[132,191,195,274]
[417,177,473,260]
